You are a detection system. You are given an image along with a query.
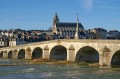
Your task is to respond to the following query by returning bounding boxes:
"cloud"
[82,0,93,11]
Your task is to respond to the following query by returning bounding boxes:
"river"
[0,59,120,79]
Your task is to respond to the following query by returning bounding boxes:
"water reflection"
[0,59,120,79]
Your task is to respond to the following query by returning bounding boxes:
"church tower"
[74,16,79,39]
[52,13,59,34]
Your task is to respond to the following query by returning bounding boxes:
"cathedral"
[52,13,86,39]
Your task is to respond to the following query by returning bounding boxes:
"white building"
[9,38,16,47]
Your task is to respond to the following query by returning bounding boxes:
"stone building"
[86,28,107,39]
[107,30,120,39]
[0,37,9,47]
[0,41,8,47]
[52,13,86,39]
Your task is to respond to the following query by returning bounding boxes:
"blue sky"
[0,0,120,31]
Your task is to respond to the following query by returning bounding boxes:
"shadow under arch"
[0,51,4,58]
[18,49,25,59]
[75,46,99,63]
[32,47,42,59]
[50,45,67,60]
[111,50,120,65]
[8,50,12,58]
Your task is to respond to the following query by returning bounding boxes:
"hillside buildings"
[0,13,120,48]
[0,29,51,47]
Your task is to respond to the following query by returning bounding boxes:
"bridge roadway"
[0,39,120,66]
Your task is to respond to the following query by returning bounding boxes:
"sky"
[0,0,120,31]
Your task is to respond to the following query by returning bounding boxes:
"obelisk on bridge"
[74,14,79,39]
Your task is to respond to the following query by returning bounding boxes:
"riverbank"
[0,64,19,66]
[0,58,99,67]
[25,58,99,67]
[26,58,73,64]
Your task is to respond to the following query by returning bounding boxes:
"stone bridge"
[0,39,120,66]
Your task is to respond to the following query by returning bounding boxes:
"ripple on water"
[23,68,35,73]
[0,59,120,79]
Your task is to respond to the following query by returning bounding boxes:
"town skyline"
[0,0,120,30]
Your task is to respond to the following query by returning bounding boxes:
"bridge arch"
[111,50,120,65]
[50,45,67,60]
[8,50,12,58]
[32,47,42,59]
[0,51,4,58]
[75,46,99,63]
[18,49,25,59]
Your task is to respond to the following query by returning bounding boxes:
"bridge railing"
[0,39,120,50]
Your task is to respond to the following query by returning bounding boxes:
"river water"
[0,59,120,79]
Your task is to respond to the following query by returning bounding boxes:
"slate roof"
[56,22,84,29]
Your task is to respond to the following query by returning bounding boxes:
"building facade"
[107,30,120,39]
[86,28,107,39]
[0,38,9,47]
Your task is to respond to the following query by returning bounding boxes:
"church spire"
[74,14,79,39]
[52,13,59,34]
[53,13,59,24]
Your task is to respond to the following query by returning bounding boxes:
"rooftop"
[56,22,84,29]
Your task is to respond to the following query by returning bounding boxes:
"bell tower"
[52,13,59,34]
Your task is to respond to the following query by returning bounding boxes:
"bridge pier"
[25,48,32,59]
[25,51,32,59]
[67,45,75,61]
[12,49,18,59]
[99,52,111,66]
[43,46,50,59]
[3,50,8,58]
[99,46,111,66]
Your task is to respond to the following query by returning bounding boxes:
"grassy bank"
[26,58,99,67]
[26,58,74,64]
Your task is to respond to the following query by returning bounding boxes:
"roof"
[56,22,84,29]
